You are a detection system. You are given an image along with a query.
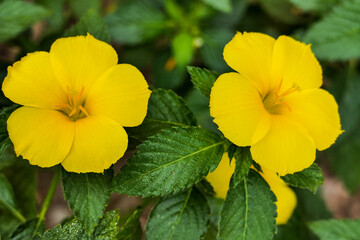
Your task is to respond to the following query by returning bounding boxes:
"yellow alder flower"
[2,34,151,173]
[210,32,343,176]
[206,154,297,225]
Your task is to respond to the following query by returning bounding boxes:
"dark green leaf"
[202,0,231,12]
[146,187,210,240]
[65,9,110,42]
[105,0,165,44]
[113,127,225,197]
[118,209,143,240]
[281,163,324,193]
[258,0,300,24]
[11,218,45,240]
[309,219,360,240]
[61,168,113,235]
[232,147,252,187]
[0,105,19,141]
[289,0,339,13]
[35,0,65,35]
[172,32,194,67]
[0,0,48,43]
[304,0,360,60]
[69,0,100,18]
[92,210,120,240]
[127,89,197,142]
[187,66,219,99]
[0,138,17,170]
[0,173,18,213]
[218,170,277,240]
[203,197,223,240]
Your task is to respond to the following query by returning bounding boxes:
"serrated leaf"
[69,0,100,18]
[118,209,143,240]
[113,127,225,197]
[304,0,360,60]
[187,66,219,99]
[309,219,360,240]
[218,170,277,240]
[127,89,197,142]
[202,0,231,12]
[0,0,48,43]
[281,163,324,193]
[146,187,210,240]
[65,9,110,42]
[10,218,45,240]
[105,0,166,44]
[232,147,252,187]
[61,168,113,235]
[92,210,120,240]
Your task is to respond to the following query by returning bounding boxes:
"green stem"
[35,168,60,232]
[0,199,26,223]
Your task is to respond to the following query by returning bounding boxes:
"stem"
[35,167,60,232]
[0,199,26,223]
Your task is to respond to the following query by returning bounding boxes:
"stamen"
[79,105,89,117]
[69,108,77,117]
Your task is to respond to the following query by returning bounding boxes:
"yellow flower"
[2,34,151,173]
[206,154,297,225]
[210,32,342,176]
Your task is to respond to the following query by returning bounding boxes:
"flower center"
[56,86,89,121]
[263,79,299,115]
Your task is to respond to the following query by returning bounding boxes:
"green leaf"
[172,32,194,67]
[289,0,339,12]
[105,0,166,44]
[218,170,277,240]
[203,197,223,240]
[117,209,143,240]
[0,0,48,43]
[10,218,45,240]
[258,0,300,24]
[0,173,18,214]
[35,0,65,35]
[281,163,324,193]
[61,168,113,235]
[65,9,110,42]
[232,147,252,187]
[187,66,219,99]
[34,210,120,240]
[202,0,231,12]
[304,0,360,60]
[127,89,197,142]
[113,127,225,197]
[69,0,100,18]
[0,138,17,170]
[309,219,360,240]
[146,187,210,240]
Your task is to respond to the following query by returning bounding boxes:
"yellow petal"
[250,115,316,176]
[206,154,235,199]
[284,89,342,151]
[223,32,275,96]
[7,107,75,167]
[271,36,322,93]
[259,168,297,225]
[49,34,118,94]
[85,64,151,127]
[61,116,128,173]
[2,52,66,109]
[210,73,271,146]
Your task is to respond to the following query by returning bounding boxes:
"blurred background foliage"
[0,0,360,239]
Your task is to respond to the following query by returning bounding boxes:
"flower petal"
[61,116,128,173]
[85,64,151,127]
[250,115,316,176]
[7,107,75,167]
[271,36,322,93]
[49,34,118,94]
[260,168,297,225]
[2,52,66,109]
[284,89,342,151]
[223,32,275,96]
[210,72,271,146]
[206,153,235,199]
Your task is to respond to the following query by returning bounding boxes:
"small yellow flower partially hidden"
[210,32,343,176]
[2,34,151,173]
[206,154,297,225]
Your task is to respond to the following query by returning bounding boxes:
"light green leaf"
[218,170,277,240]
[61,168,113,235]
[309,219,360,240]
[105,0,166,44]
[69,0,100,18]
[113,127,225,197]
[172,32,194,67]
[202,0,231,12]
[281,163,324,193]
[187,66,218,99]
[127,89,197,143]
[118,209,143,240]
[65,9,110,42]
[0,0,48,43]
[146,187,210,240]
[232,147,252,187]
[304,0,360,60]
